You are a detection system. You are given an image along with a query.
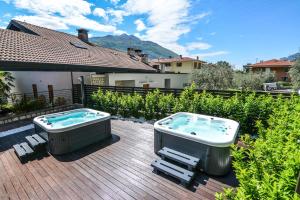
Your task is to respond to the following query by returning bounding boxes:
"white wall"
[107,73,191,88]
[10,71,93,94]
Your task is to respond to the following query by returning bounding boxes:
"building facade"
[247,59,294,81]
[151,56,205,74]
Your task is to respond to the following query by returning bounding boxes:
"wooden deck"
[0,119,238,200]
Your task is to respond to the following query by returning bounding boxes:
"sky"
[0,0,299,68]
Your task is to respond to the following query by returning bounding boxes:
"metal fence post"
[79,76,86,107]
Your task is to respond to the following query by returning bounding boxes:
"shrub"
[91,85,285,135]
[12,95,47,113]
[216,96,300,200]
[54,96,67,106]
[144,89,161,120]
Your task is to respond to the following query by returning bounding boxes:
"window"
[165,63,171,67]
[176,62,182,67]
[194,62,197,69]
[282,77,288,81]
[198,63,201,69]
[284,68,289,72]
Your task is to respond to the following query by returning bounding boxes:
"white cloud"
[186,42,212,51]
[120,0,210,55]
[195,51,229,58]
[210,32,216,36]
[7,0,119,33]
[14,14,69,29]
[109,0,120,5]
[106,9,127,24]
[134,19,146,31]
[93,8,108,21]
[13,0,92,16]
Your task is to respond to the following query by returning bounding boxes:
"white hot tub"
[154,112,239,176]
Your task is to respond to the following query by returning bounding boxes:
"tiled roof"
[151,57,203,64]
[0,20,155,72]
[250,59,294,68]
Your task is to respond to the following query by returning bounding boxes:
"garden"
[90,83,300,199]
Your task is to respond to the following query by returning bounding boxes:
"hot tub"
[154,112,239,176]
[33,108,111,155]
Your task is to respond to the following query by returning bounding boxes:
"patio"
[0,119,237,200]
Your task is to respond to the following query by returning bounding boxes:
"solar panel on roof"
[70,42,87,49]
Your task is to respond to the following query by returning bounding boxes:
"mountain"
[281,52,300,61]
[90,34,178,59]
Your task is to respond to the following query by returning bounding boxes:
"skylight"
[70,42,87,49]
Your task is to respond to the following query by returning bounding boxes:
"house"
[151,56,205,73]
[246,59,294,81]
[0,20,189,97]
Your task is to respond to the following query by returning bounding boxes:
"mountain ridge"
[90,34,178,59]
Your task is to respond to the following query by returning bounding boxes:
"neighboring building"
[91,73,190,88]
[246,59,294,81]
[151,56,205,73]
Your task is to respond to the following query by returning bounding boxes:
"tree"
[288,59,300,89]
[0,71,15,104]
[192,61,234,90]
[233,71,276,90]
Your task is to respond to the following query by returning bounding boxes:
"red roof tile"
[250,59,294,68]
[0,20,155,72]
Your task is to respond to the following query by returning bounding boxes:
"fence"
[0,89,73,116]
[72,84,294,104]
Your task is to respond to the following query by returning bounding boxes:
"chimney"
[77,28,89,43]
[134,49,142,56]
[141,53,149,64]
[127,47,135,56]
[196,56,199,60]
[179,55,182,59]
[169,56,172,59]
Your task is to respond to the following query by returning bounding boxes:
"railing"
[0,89,73,116]
[72,84,294,104]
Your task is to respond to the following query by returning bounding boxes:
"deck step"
[151,159,194,187]
[25,134,47,151]
[158,147,200,171]
[13,142,34,163]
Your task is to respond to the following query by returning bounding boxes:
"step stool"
[151,159,195,187]
[13,142,34,163]
[25,134,47,152]
[158,147,200,171]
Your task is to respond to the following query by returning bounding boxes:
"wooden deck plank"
[8,151,50,200]
[0,119,237,200]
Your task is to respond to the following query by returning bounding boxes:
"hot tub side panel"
[154,129,231,176]
[35,119,111,155]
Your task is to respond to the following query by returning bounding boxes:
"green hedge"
[216,96,300,199]
[90,84,285,135]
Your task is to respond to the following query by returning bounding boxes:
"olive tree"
[233,71,276,90]
[288,59,300,89]
[192,61,234,90]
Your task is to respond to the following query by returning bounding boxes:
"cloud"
[210,32,216,36]
[7,0,119,33]
[93,8,108,21]
[134,19,146,31]
[195,51,229,58]
[109,0,121,5]
[186,42,212,51]
[120,0,210,55]
[106,9,128,25]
